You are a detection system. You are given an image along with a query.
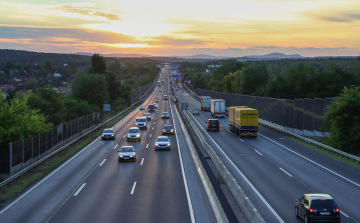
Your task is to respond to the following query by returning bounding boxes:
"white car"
[139,105,145,110]
[135,117,147,130]
[118,146,136,162]
[154,136,171,150]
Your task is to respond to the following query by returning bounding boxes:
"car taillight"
[255,132,257,134]
[208,125,210,127]
[309,209,314,213]
[334,208,339,212]
[218,124,219,127]
[320,199,326,201]
[241,133,244,135]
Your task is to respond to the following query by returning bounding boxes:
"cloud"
[3,2,122,23]
[144,36,210,46]
[0,26,136,44]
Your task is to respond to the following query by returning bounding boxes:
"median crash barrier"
[173,99,229,223]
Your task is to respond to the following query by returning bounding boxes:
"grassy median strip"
[286,136,360,170]
[0,105,137,208]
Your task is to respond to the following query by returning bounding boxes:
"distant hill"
[175,54,230,59]
[245,52,304,59]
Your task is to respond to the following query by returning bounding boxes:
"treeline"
[0,54,160,149]
[184,58,360,99]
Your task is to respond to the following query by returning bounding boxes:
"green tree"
[239,64,271,95]
[27,88,65,125]
[321,86,360,154]
[0,93,53,149]
[210,62,245,91]
[107,60,122,75]
[71,71,109,108]
[105,71,122,101]
[90,53,106,74]
[63,97,98,121]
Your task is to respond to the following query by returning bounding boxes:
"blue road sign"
[172,75,183,78]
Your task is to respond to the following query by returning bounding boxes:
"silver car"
[127,127,141,142]
[135,117,147,130]
[118,146,136,162]
[154,136,171,150]
[161,112,169,119]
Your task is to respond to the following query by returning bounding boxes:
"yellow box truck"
[234,108,259,138]
[228,106,248,133]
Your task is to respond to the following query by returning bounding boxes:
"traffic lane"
[179,94,359,222]
[243,134,360,222]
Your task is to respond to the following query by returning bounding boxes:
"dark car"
[148,104,156,112]
[295,193,340,223]
[101,128,116,140]
[207,119,219,131]
[162,125,174,135]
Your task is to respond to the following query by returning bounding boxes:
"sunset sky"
[0,0,360,57]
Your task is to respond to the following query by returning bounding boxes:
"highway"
[175,86,360,223]
[0,66,217,223]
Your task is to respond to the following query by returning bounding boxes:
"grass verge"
[0,105,137,208]
[286,136,360,170]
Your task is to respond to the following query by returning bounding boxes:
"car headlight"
[167,143,170,146]
[136,134,140,137]
[170,130,174,132]
[102,134,104,137]
[163,130,166,132]
[155,143,159,146]
[119,155,123,157]
[130,155,134,157]
[111,134,114,136]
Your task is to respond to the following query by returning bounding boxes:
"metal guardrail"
[183,83,360,165]
[258,119,360,164]
[0,71,162,188]
[175,95,265,223]
[173,98,229,223]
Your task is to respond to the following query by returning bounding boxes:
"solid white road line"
[255,150,262,155]
[238,138,244,142]
[170,103,196,223]
[114,144,118,149]
[123,135,126,138]
[228,130,232,133]
[74,183,86,196]
[130,182,137,194]
[150,134,152,138]
[152,127,154,130]
[190,114,284,223]
[279,168,292,177]
[140,158,144,165]
[154,122,156,124]
[258,133,360,188]
[99,159,106,166]
[146,144,149,148]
